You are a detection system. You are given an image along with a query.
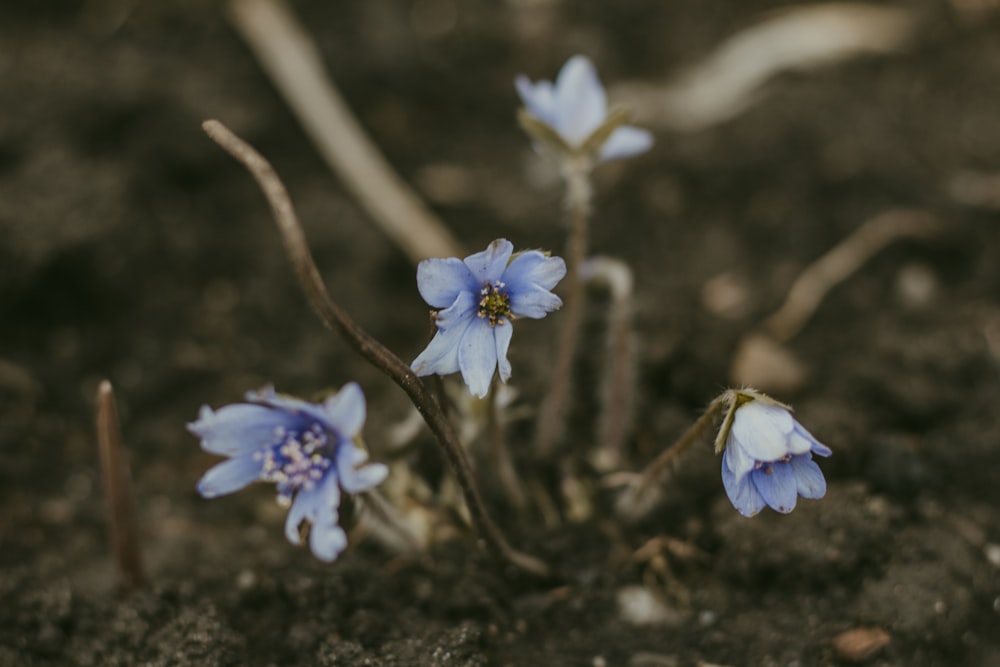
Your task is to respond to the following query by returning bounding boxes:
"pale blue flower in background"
[412,238,566,399]
[516,54,653,162]
[189,383,387,562]
[721,398,832,516]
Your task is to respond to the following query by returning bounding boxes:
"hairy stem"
[202,119,548,577]
[534,161,591,457]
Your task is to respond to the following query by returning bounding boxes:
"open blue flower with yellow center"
[411,238,566,399]
[189,383,387,562]
[719,393,832,517]
[516,54,653,163]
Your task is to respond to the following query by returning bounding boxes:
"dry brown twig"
[226,0,461,264]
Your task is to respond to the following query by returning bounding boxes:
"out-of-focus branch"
[227,0,461,264]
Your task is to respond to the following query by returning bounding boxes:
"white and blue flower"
[411,238,566,399]
[720,395,832,517]
[189,383,387,562]
[516,55,653,163]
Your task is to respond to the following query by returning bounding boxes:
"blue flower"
[411,238,566,399]
[516,55,653,162]
[189,383,388,562]
[720,397,832,517]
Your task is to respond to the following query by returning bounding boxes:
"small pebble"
[833,626,891,662]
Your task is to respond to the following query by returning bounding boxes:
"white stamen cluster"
[255,423,333,506]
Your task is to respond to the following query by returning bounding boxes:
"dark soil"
[3,1,1000,665]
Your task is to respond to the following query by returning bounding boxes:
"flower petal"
[494,320,513,383]
[790,453,827,499]
[554,55,607,144]
[515,76,557,126]
[416,257,475,309]
[285,470,340,545]
[599,126,654,162]
[503,250,567,292]
[752,461,798,513]
[188,403,302,456]
[337,442,389,493]
[458,319,498,398]
[731,401,795,462]
[463,239,514,284]
[509,285,563,319]
[722,433,755,479]
[722,459,766,517]
[323,382,366,439]
[310,522,348,562]
[197,455,262,498]
[411,291,476,377]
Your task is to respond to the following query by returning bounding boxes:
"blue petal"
[599,126,654,162]
[553,55,606,144]
[722,459,766,517]
[494,320,513,383]
[509,285,563,319]
[323,382,366,439]
[188,403,303,456]
[337,443,389,493]
[458,319,498,398]
[245,387,334,432]
[752,462,798,513]
[463,239,514,284]
[416,257,475,309]
[310,522,348,562]
[503,250,567,292]
[790,453,827,499]
[197,455,262,498]
[411,291,476,377]
[792,421,833,458]
[284,470,339,545]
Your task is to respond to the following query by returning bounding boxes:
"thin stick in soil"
[201,119,548,577]
[96,380,145,591]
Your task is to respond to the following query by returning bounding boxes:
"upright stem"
[486,376,527,510]
[535,160,591,457]
[96,380,145,591]
[203,119,548,577]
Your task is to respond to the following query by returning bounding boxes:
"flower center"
[256,424,333,506]
[477,281,512,327]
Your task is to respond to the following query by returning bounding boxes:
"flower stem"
[486,376,527,511]
[202,119,548,577]
[616,393,731,521]
[534,160,591,457]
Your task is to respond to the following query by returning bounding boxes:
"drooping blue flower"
[516,55,653,163]
[189,383,388,562]
[720,396,832,517]
[411,238,566,399]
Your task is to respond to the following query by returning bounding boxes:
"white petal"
[599,126,654,162]
[463,239,514,284]
[553,55,607,144]
[722,432,754,478]
[197,455,261,498]
[731,401,795,462]
[458,319,498,398]
[416,257,474,309]
[515,76,557,126]
[323,383,366,439]
[494,320,513,383]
